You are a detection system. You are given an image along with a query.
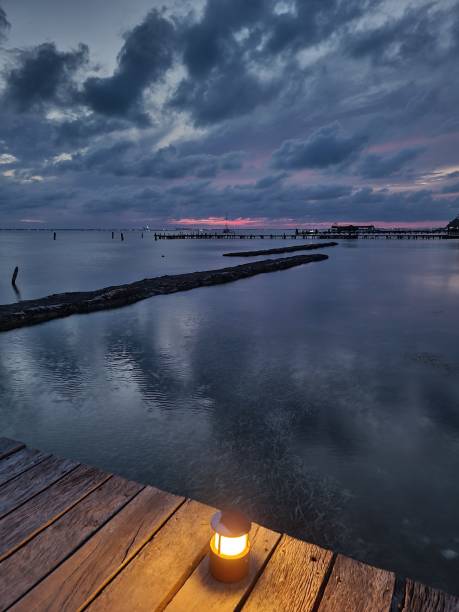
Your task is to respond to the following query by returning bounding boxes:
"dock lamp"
[209,509,251,582]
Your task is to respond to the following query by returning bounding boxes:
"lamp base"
[209,546,250,583]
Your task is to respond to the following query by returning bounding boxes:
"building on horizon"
[330,224,376,233]
[447,216,459,234]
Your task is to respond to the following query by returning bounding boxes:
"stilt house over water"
[447,215,459,234]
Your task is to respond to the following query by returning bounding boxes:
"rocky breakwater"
[0,253,329,332]
[222,241,337,257]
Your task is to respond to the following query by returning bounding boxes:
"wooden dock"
[1,437,458,611]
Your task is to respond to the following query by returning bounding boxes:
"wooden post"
[11,266,19,286]
[112,232,114,239]
[121,233,124,241]
[53,232,56,240]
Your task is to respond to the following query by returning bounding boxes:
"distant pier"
[152,229,458,240]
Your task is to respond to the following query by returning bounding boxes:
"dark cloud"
[358,147,424,179]
[171,0,378,125]
[167,178,212,198]
[170,0,279,124]
[255,172,288,189]
[137,146,220,180]
[2,162,458,227]
[265,0,372,55]
[55,141,246,181]
[219,151,244,171]
[171,69,277,125]
[344,4,448,66]
[181,0,268,78]
[272,123,366,170]
[134,146,246,180]
[0,5,10,41]
[441,182,459,194]
[83,9,176,120]
[54,115,135,147]
[145,181,458,224]
[3,42,89,111]
[0,106,137,172]
[303,184,352,200]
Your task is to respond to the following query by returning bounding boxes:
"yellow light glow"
[213,533,248,557]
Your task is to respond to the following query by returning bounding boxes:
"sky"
[0,0,459,228]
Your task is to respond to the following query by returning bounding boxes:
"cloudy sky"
[1,0,459,228]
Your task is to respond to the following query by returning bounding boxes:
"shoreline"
[222,241,338,257]
[0,253,328,332]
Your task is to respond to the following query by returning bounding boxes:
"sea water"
[0,231,458,594]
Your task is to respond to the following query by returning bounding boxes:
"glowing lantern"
[209,509,251,582]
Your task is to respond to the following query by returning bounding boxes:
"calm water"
[1,231,459,594]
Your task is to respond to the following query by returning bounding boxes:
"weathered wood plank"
[166,523,281,612]
[13,486,184,612]
[403,580,459,612]
[88,499,215,612]
[318,554,394,612]
[0,438,456,612]
[243,535,333,612]
[0,447,50,487]
[0,455,78,519]
[0,475,142,610]
[0,437,25,460]
[0,464,111,560]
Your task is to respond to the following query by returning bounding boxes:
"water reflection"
[0,239,459,594]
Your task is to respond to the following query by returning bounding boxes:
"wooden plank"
[0,447,50,486]
[0,464,111,560]
[0,475,142,610]
[13,486,184,612]
[166,523,281,612]
[0,437,25,460]
[243,535,333,612]
[87,499,215,612]
[0,455,78,519]
[403,579,459,611]
[318,554,395,612]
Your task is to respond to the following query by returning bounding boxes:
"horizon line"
[0,224,451,232]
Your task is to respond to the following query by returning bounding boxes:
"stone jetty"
[0,253,328,332]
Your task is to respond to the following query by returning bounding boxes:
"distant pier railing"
[151,229,458,240]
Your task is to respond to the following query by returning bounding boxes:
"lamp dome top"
[211,509,251,537]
